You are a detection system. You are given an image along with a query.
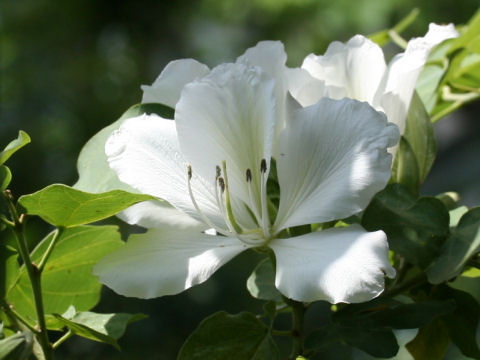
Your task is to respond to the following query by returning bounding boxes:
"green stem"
[384,273,426,297]
[52,330,72,350]
[38,228,63,273]
[287,299,306,359]
[1,301,39,334]
[3,191,53,360]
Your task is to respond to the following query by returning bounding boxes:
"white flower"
[297,23,458,136]
[92,42,399,304]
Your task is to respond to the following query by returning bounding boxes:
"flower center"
[187,159,272,247]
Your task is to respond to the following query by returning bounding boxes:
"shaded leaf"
[428,207,480,284]
[18,184,153,227]
[246,258,282,302]
[406,319,450,360]
[0,245,19,301]
[7,226,123,320]
[0,331,33,360]
[74,103,174,193]
[0,131,31,166]
[362,184,449,268]
[178,311,279,360]
[391,138,420,195]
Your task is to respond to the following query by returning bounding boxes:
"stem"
[271,329,293,337]
[38,228,63,273]
[3,191,53,359]
[1,301,39,334]
[52,330,73,350]
[287,299,306,359]
[384,273,426,297]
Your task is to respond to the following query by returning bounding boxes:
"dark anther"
[218,177,225,193]
[246,169,252,182]
[216,165,221,179]
[260,159,267,173]
[187,165,192,180]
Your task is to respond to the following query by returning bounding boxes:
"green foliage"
[18,184,153,227]
[406,319,450,360]
[0,166,12,192]
[428,207,480,284]
[246,258,283,302]
[369,8,420,46]
[7,226,123,321]
[0,245,19,301]
[362,184,450,269]
[178,311,279,360]
[47,307,146,349]
[74,103,174,194]
[0,131,31,166]
[0,330,33,360]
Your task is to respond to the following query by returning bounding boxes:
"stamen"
[260,159,270,237]
[187,164,227,234]
[245,168,261,225]
[215,176,233,233]
[216,165,221,179]
[222,161,243,234]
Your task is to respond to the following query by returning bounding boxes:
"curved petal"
[274,98,399,231]
[94,227,249,298]
[117,200,205,230]
[269,225,395,303]
[141,59,210,107]
[175,62,276,217]
[105,113,224,226]
[375,23,458,133]
[302,35,387,103]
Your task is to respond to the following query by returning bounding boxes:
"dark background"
[1,0,479,358]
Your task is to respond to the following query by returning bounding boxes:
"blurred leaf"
[406,319,450,360]
[427,207,480,284]
[247,258,282,302]
[0,331,33,360]
[178,311,279,360]
[362,184,449,268]
[447,9,480,55]
[18,184,153,227]
[368,8,420,47]
[402,92,437,183]
[391,138,420,195]
[74,103,174,193]
[435,192,461,212]
[0,245,19,301]
[439,287,480,359]
[0,131,31,166]
[7,226,123,320]
[51,310,146,349]
[0,166,12,191]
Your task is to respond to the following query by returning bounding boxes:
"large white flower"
[298,23,458,136]
[93,56,400,303]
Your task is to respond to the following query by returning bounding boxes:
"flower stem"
[52,329,73,350]
[287,298,306,359]
[3,191,53,360]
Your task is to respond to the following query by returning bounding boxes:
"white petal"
[141,59,210,107]
[117,200,205,230]
[106,113,224,226]
[274,98,399,231]
[375,23,458,134]
[175,62,276,217]
[302,35,387,103]
[94,227,249,298]
[269,225,395,303]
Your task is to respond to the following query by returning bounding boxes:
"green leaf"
[440,287,480,359]
[447,10,480,55]
[0,166,12,191]
[406,319,450,360]
[74,103,174,193]
[403,92,437,183]
[427,208,480,284]
[0,244,19,301]
[7,226,123,320]
[0,131,31,166]
[246,258,282,302]
[18,184,153,227]
[0,331,33,360]
[178,311,279,360]
[51,309,146,349]
[362,184,450,268]
[391,137,420,195]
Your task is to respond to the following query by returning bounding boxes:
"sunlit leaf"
[74,103,174,193]
[178,311,279,360]
[246,258,282,302]
[0,166,12,192]
[362,184,449,269]
[391,138,420,195]
[0,244,19,301]
[51,309,146,349]
[0,131,31,166]
[428,208,480,284]
[7,226,123,321]
[18,184,153,227]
